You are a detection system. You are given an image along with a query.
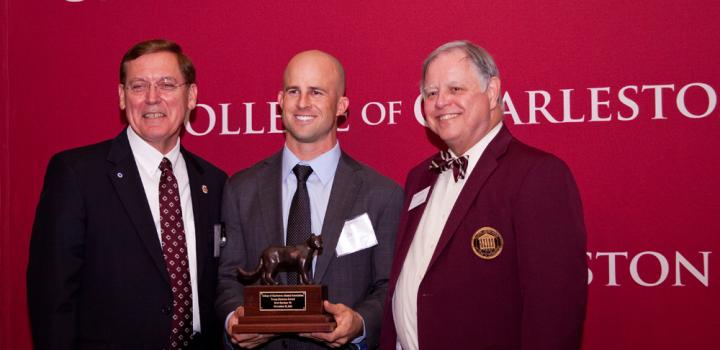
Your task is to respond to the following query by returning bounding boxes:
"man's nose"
[297,92,311,109]
[435,90,451,108]
[144,84,160,104]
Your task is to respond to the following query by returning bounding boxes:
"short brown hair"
[119,39,196,84]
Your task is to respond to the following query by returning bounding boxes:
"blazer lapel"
[183,148,210,284]
[107,131,170,285]
[258,152,286,281]
[259,152,285,246]
[426,126,513,270]
[313,153,362,282]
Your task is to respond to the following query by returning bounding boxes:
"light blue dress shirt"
[281,142,366,348]
[281,142,341,243]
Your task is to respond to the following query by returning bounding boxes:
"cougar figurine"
[237,234,323,285]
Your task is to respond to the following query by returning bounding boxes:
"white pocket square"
[336,213,378,257]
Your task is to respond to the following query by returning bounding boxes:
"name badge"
[408,186,430,211]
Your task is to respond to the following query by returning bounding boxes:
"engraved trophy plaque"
[232,234,336,333]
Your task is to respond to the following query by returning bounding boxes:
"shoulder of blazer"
[338,151,402,190]
[46,134,118,174]
[180,146,228,180]
[226,150,282,185]
[496,126,566,170]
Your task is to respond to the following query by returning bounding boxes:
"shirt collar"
[126,127,181,177]
[448,122,503,178]
[282,142,341,185]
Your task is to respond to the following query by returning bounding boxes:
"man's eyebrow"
[126,76,178,82]
[308,86,326,92]
[284,85,327,92]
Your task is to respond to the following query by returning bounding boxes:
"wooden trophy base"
[233,285,337,334]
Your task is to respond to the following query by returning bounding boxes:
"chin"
[437,131,460,143]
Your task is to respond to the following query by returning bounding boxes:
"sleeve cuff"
[350,316,367,349]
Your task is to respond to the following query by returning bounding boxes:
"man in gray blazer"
[216,50,403,349]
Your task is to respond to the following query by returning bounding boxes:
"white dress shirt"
[127,127,201,334]
[392,123,502,350]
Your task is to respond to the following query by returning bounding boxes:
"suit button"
[161,306,171,315]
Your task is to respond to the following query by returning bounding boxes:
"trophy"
[232,234,337,333]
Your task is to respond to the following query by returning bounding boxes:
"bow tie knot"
[429,150,468,182]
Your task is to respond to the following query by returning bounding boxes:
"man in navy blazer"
[380,41,587,349]
[27,39,226,349]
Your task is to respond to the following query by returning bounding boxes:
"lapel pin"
[202,185,208,194]
[116,172,124,178]
[471,226,503,260]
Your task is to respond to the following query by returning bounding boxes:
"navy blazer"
[27,130,227,350]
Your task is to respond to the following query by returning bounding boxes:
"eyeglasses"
[123,79,189,94]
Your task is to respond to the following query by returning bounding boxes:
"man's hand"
[301,300,364,348]
[227,306,275,349]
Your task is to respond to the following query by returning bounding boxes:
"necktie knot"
[159,157,173,174]
[293,164,313,183]
[429,150,469,182]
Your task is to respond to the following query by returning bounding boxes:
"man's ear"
[277,90,285,106]
[118,84,126,110]
[187,83,198,110]
[336,96,349,117]
[486,77,501,110]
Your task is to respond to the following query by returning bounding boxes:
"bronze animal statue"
[237,234,323,285]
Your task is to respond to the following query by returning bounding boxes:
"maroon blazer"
[380,126,587,350]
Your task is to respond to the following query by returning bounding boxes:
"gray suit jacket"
[216,150,403,349]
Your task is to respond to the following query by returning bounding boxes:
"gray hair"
[421,40,501,103]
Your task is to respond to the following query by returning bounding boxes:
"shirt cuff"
[225,311,234,332]
[350,316,367,349]
[223,311,237,349]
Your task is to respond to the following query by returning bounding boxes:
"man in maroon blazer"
[380,40,587,349]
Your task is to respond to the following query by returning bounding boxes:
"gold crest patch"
[471,227,503,260]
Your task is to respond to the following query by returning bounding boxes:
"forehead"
[284,56,340,88]
[125,51,182,79]
[424,49,480,84]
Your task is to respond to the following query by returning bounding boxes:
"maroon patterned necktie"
[158,157,193,349]
[429,150,469,182]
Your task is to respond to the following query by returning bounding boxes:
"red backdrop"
[2,1,718,349]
